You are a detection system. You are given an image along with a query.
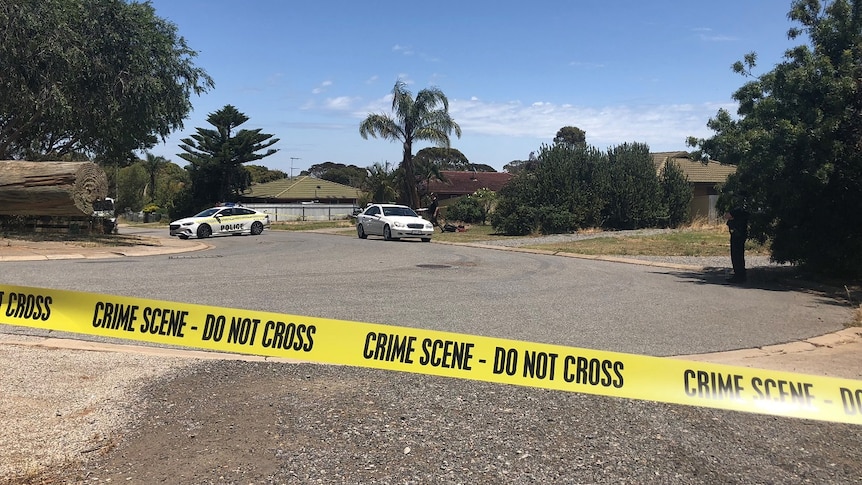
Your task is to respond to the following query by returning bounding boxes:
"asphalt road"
[0,227,850,357]
[3,228,861,484]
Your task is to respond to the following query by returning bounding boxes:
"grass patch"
[431,224,512,243]
[270,220,355,232]
[522,226,770,257]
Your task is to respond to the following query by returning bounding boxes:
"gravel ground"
[0,335,194,483]
[30,359,862,484]
[5,332,862,484]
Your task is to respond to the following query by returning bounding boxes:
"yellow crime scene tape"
[2,283,862,425]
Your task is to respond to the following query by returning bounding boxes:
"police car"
[169,204,271,239]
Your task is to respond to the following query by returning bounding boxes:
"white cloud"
[392,44,414,55]
[312,80,333,94]
[694,27,737,42]
[348,93,734,153]
[447,98,734,151]
[569,61,606,69]
[324,96,356,111]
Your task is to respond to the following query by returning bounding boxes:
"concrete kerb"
[0,238,210,262]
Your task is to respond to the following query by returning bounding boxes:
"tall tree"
[659,159,693,228]
[141,152,168,204]
[687,0,862,276]
[359,81,461,208]
[604,143,663,229]
[246,165,288,184]
[306,162,367,187]
[553,126,587,147]
[178,105,279,206]
[413,147,471,170]
[0,0,212,161]
[503,151,539,174]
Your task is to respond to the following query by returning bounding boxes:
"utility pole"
[290,157,301,177]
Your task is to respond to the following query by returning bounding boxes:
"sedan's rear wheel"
[196,224,212,239]
[250,221,264,236]
[357,224,367,239]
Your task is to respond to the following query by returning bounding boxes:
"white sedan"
[169,205,271,239]
[356,204,434,242]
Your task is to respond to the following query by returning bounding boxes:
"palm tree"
[414,156,447,205]
[362,162,398,203]
[359,81,461,209]
[141,152,168,204]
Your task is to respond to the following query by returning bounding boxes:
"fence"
[244,203,360,222]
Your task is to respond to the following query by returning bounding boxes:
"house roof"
[241,176,361,201]
[427,171,513,196]
[651,151,736,184]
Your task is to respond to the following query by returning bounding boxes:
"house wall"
[689,183,723,222]
[244,202,360,222]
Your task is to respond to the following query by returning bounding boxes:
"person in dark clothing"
[428,194,440,231]
[724,206,750,283]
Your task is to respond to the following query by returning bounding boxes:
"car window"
[366,206,380,216]
[383,207,417,217]
[235,208,254,216]
[218,208,233,216]
[194,208,220,218]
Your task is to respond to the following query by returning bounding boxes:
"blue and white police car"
[169,204,271,239]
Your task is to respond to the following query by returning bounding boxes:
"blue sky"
[144,0,802,174]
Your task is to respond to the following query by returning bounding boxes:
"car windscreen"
[92,199,114,212]
[383,207,418,217]
[194,208,220,218]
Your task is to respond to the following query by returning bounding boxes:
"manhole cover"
[416,264,452,269]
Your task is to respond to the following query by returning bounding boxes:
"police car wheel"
[197,224,212,238]
[357,224,367,239]
[251,221,264,235]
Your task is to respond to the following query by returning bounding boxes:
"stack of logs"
[0,160,111,232]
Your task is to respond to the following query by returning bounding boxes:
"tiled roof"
[427,171,513,196]
[241,176,361,201]
[651,151,736,184]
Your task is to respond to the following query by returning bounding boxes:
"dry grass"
[270,220,355,232]
[522,224,770,258]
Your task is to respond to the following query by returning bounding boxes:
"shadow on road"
[664,265,859,310]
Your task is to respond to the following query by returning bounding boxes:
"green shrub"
[445,196,484,223]
[537,206,577,234]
